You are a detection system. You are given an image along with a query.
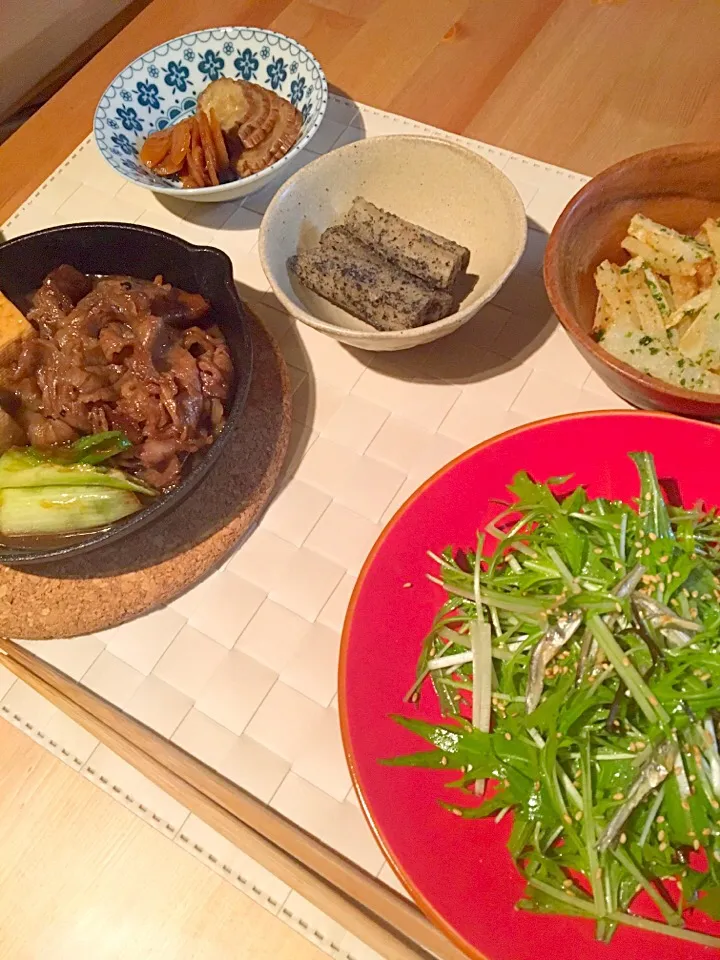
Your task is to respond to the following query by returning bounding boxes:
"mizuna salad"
[384,453,720,948]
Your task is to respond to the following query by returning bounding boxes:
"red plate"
[339,411,720,960]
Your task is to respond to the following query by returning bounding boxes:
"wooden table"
[2,1,720,957]
[0,724,325,960]
[3,0,720,222]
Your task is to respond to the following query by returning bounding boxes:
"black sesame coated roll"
[288,249,453,332]
[343,197,471,290]
[319,225,385,264]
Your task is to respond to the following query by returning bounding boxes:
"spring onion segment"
[0,432,155,536]
[0,487,141,535]
[384,452,720,946]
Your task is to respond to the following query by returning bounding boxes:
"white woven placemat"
[0,95,629,957]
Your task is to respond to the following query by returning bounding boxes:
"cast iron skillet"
[0,222,253,565]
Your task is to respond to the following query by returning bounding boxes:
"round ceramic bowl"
[94,27,327,203]
[544,142,720,418]
[259,135,527,351]
[0,222,253,565]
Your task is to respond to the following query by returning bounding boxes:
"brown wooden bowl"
[544,142,720,418]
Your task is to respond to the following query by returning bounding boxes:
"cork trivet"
[0,311,292,640]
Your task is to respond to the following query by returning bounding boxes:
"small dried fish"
[526,610,583,713]
[578,565,645,681]
[632,593,702,635]
[613,564,647,600]
[597,740,677,852]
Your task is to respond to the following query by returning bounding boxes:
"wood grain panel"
[2,0,720,221]
[0,722,324,960]
[465,0,720,171]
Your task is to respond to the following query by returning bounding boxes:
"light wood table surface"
[2,0,720,957]
[0,723,324,960]
[2,0,720,221]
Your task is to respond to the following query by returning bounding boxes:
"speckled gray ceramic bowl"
[259,135,527,351]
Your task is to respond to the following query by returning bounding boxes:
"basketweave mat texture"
[0,95,629,959]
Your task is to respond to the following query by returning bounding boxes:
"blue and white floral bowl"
[94,28,328,202]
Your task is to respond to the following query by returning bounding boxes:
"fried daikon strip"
[628,213,712,264]
[700,219,720,261]
[197,110,220,186]
[621,236,698,277]
[595,260,639,328]
[669,273,699,307]
[625,268,666,337]
[679,276,720,369]
[207,108,230,174]
[665,289,711,329]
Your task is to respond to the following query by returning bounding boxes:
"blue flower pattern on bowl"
[136,81,163,110]
[111,133,135,155]
[116,106,143,132]
[234,48,259,81]
[156,97,197,131]
[164,60,190,92]
[94,29,328,196]
[266,57,287,91]
[289,76,305,106]
[198,50,225,81]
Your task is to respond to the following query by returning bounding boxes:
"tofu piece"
[0,290,34,354]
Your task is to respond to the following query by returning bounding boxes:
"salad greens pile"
[0,431,156,536]
[384,452,720,948]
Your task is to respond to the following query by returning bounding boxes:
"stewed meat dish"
[0,265,233,491]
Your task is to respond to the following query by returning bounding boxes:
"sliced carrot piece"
[169,118,193,167]
[197,110,220,186]
[153,150,185,176]
[207,108,230,174]
[187,118,207,186]
[139,130,171,169]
